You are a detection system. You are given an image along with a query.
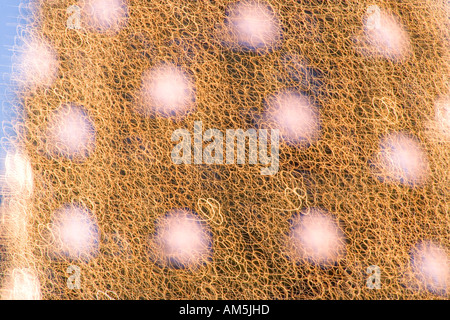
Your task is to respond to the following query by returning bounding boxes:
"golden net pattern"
[0,0,448,299]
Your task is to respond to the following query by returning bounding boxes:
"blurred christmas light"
[410,241,449,295]
[50,204,100,260]
[263,89,320,146]
[287,208,346,266]
[360,5,411,61]
[222,0,282,52]
[153,209,212,269]
[138,63,196,118]
[14,39,59,88]
[373,132,429,186]
[81,0,128,34]
[46,104,96,160]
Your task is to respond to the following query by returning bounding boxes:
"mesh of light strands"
[0,0,448,300]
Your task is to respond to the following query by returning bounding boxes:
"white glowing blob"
[288,208,346,266]
[81,0,128,33]
[154,209,212,268]
[4,151,33,195]
[51,204,100,260]
[2,268,41,300]
[47,104,96,159]
[224,0,282,51]
[139,63,196,118]
[374,132,429,186]
[264,90,320,145]
[363,6,411,60]
[434,96,450,139]
[411,241,449,294]
[15,39,59,88]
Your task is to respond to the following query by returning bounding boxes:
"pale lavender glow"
[362,6,410,60]
[51,205,100,260]
[15,39,59,88]
[154,209,212,268]
[264,90,320,145]
[47,104,95,159]
[81,0,128,33]
[289,209,346,266]
[375,132,429,186]
[411,242,449,294]
[139,63,196,118]
[224,0,282,51]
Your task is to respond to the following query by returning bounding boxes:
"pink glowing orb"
[434,96,450,140]
[288,208,346,266]
[264,89,320,145]
[411,241,449,294]
[51,204,100,260]
[224,0,282,52]
[363,6,411,60]
[154,209,212,268]
[139,63,196,118]
[81,0,128,34]
[375,132,429,186]
[15,39,59,88]
[47,104,96,159]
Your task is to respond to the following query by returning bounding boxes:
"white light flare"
[4,151,34,195]
[434,96,450,140]
[138,63,196,118]
[81,0,128,34]
[263,89,320,146]
[2,268,41,300]
[361,5,411,61]
[50,204,100,260]
[287,208,346,267]
[373,132,429,186]
[14,39,59,88]
[47,104,96,160]
[222,0,282,52]
[153,209,212,269]
[410,241,449,295]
